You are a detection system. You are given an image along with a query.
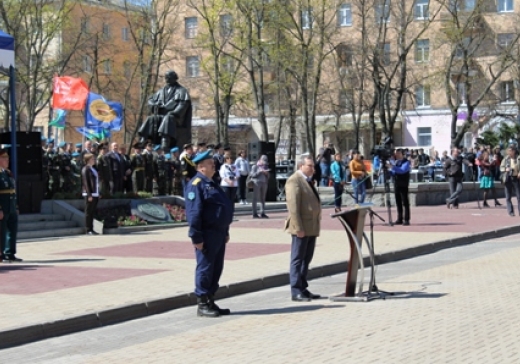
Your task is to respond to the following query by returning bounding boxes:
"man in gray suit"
[284,155,322,302]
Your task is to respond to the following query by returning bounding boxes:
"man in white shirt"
[235,150,250,204]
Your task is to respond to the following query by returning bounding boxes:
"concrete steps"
[18,213,85,241]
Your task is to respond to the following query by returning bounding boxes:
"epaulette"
[192,177,201,185]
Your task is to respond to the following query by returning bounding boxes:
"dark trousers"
[447,177,463,207]
[110,177,123,195]
[123,176,133,194]
[132,171,145,193]
[394,185,410,222]
[333,182,344,208]
[145,177,153,193]
[505,178,520,215]
[290,235,316,296]
[195,231,227,296]
[85,197,99,232]
[238,175,248,200]
[0,210,18,256]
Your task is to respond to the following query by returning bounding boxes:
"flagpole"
[9,65,17,180]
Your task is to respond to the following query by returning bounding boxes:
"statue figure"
[138,70,192,150]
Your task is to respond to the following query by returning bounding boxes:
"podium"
[330,204,381,302]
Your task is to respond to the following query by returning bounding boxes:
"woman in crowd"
[250,155,270,218]
[235,150,250,205]
[349,150,367,204]
[331,152,346,213]
[220,155,240,205]
[81,153,100,235]
[479,150,501,208]
[500,146,520,216]
[492,146,503,182]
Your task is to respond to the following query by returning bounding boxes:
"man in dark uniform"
[75,143,82,154]
[212,143,224,183]
[46,139,61,197]
[143,143,155,193]
[171,147,183,196]
[97,143,111,196]
[42,137,49,198]
[181,143,196,190]
[390,149,411,226]
[185,150,233,317]
[106,142,125,195]
[131,144,145,193]
[0,148,22,262]
[120,145,133,194]
[59,142,74,193]
[71,152,82,195]
[196,142,208,156]
[164,153,173,195]
[153,147,168,195]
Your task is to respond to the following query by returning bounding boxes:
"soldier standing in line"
[59,142,74,193]
[131,144,145,193]
[154,147,168,195]
[143,143,155,193]
[120,145,133,194]
[171,147,183,196]
[97,143,111,197]
[212,143,224,184]
[42,137,49,198]
[0,147,22,262]
[71,152,82,195]
[164,153,173,195]
[181,143,197,191]
[46,139,61,197]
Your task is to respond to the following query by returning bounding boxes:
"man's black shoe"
[86,231,99,235]
[303,290,321,299]
[510,212,515,216]
[253,214,260,219]
[197,296,220,318]
[292,294,312,302]
[403,221,410,226]
[394,220,403,225]
[261,214,269,219]
[208,294,231,315]
[4,255,22,262]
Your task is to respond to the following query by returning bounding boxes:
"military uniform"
[0,167,20,261]
[59,151,74,193]
[164,155,173,195]
[97,153,111,196]
[131,152,145,193]
[71,155,82,195]
[143,150,154,193]
[154,153,168,195]
[171,157,183,196]
[185,166,233,317]
[42,148,49,198]
[47,150,61,197]
[180,153,196,190]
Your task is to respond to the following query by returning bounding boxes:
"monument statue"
[138,70,192,150]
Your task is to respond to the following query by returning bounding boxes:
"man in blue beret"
[170,147,182,196]
[75,143,82,153]
[59,142,74,193]
[71,152,82,195]
[185,150,233,317]
[46,139,61,197]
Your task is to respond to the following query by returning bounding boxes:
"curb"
[2,224,519,349]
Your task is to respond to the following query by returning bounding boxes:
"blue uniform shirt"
[185,171,233,244]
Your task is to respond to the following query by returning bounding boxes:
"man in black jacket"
[106,142,125,195]
[444,147,472,209]
[390,149,411,225]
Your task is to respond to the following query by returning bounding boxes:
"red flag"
[52,76,89,110]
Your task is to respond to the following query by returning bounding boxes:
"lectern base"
[329,291,389,302]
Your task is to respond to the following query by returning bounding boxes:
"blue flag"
[76,126,111,141]
[49,109,67,128]
[85,92,123,131]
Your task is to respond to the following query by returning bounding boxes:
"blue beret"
[0,144,11,149]
[47,138,54,144]
[58,142,67,148]
[75,143,82,148]
[170,147,179,153]
[165,154,171,159]
[192,150,212,164]
[41,136,46,141]
[72,152,80,157]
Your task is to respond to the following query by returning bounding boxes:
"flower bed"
[118,215,148,226]
[163,203,187,222]
[94,202,186,227]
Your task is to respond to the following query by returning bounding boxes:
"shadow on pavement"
[0,265,45,272]
[386,291,447,299]
[23,258,105,264]
[409,223,463,226]
[232,304,344,315]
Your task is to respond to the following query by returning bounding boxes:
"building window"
[414,0,429,19]
[102,23,111,40]
[123,61,132,79]
[82,55,92,73]
[498,0,513,12]
[220,14,233,37]
[339,90,351,109]
[457,82,467,104]
[500,81,515,102]
[449,0,475,11]
[380,43,391,65]
[375,0,391,23]
[497,33,514,49]
[122,27,129,41]
[302,8,313,29]
[417,127,432,146]
[185,17,198,39]
[416,85,430,107]
[191,98,199,116]
[186,56,200,77]
[337,4,352,27]
[103,59,112,75]
[415,39,430,63]
[81,18,89,34]
[337,43,353,68]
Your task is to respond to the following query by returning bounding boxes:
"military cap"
[207,144,215,149]
[154,145,162,151]
[215,143,222,149]
[197,142,206,147]
[133,143,143,149]
[0,145,11,156]
[47,138,54,144]
[224,146,231,151]
[183,143,193,150]
[192,150,213,164]
[171,147,179,153]
[58,141,67,148]
[75,143,82,148]
[72,152,80,157]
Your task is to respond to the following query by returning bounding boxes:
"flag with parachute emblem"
[85,92,123,131]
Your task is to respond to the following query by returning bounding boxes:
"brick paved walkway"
[0,198,516,337]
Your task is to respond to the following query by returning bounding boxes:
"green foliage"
[476,130,499,147]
